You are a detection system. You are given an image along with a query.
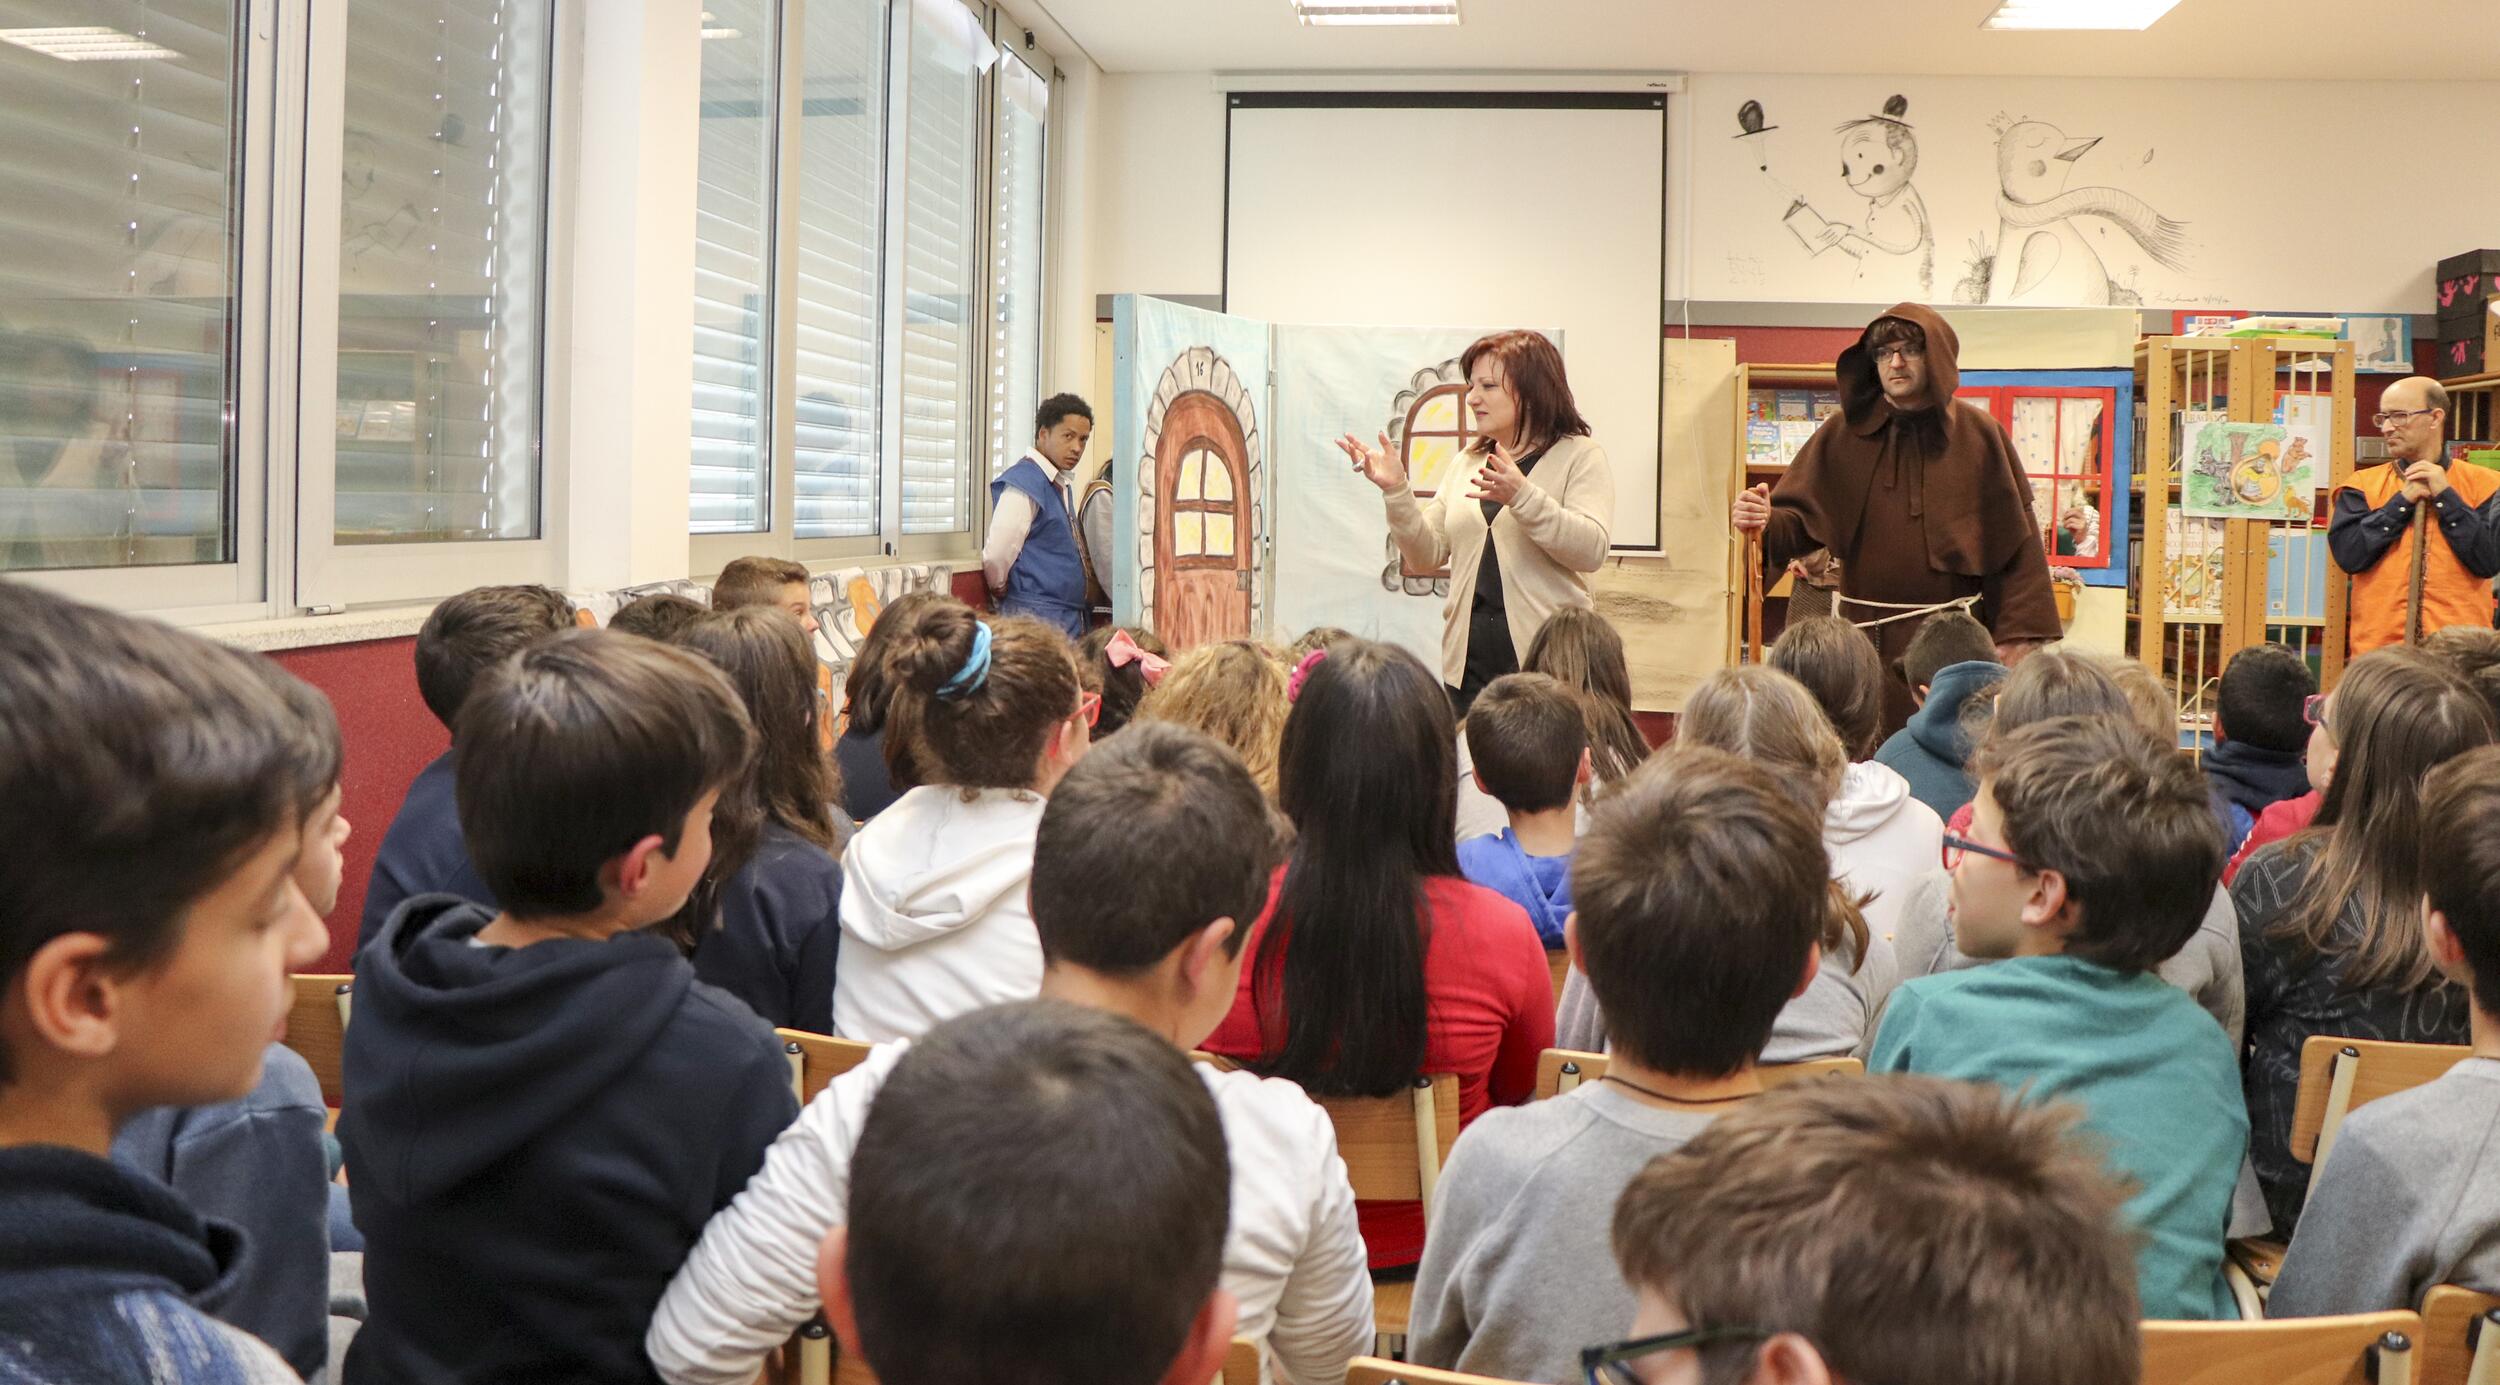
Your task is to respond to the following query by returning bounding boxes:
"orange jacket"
[2334,460,2500,654]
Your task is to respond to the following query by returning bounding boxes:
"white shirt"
[644,1043,1375,1385]
[982,449,1072,593]
[833,785,1047,1042]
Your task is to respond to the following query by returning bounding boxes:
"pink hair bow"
[1288,648,1329,704]
[1105,628,1171,688]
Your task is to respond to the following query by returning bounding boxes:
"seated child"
[650,722,1373,1385]
[1131,638,1289,800]
[1871,714,2244,1319]
[832,590,947,823]
[1076,623,1170,740]
[608,591,708,642]
[360,583,575,950]
[1769,614,1886,761]
[112,662,354,1381]
[1410,745,1826,1382]
[1455,672,1588,949]
[0,584,329,1381]
[821,1002,1237,1385]
[2204,643,2314,855]
[2269,744,2500,1316]
[710,554,820,634]
[1596,1075,2139,1385]
[342,630,798,1382]
[1872,608,2000,820]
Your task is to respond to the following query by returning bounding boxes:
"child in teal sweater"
[1871,713,2245,1321]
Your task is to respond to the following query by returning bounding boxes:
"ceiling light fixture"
[0,26,180,61]
[1981,0,2182,30]
[1294,1,1460,27]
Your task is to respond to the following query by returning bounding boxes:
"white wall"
[1091,73,1228,299]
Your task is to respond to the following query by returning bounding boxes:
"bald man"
[2328,376,2500,653]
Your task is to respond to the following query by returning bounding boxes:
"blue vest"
[989,457,1088,637]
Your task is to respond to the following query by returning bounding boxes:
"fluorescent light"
[1294,2,1460,27]
[700,26,742,38]
[0,26,180,61]
[1982,0,2181,29]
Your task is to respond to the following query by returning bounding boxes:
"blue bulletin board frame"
[1962,369,2135,589]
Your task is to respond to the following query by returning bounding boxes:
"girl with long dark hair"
[1203,637,1553,1270]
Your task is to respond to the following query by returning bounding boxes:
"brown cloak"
[1761,303,2062,733]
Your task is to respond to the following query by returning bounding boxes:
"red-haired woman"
[1338,330,1614,715]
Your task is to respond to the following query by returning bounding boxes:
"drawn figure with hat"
[1748,94,1933,296]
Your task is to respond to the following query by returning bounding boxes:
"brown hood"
[1840,302,1961,432]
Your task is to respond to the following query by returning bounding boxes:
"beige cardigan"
[1383,434,1615,687]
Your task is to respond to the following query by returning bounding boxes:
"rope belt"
[1832,592,1983,631]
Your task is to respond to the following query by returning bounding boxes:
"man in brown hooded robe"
[1733,303,2060,733]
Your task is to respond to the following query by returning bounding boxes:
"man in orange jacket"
[2329,377,2500,654]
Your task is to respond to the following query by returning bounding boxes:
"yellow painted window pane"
[1410,438,1460,495]
[1205,511,1235,556]
[1173,510,1202,556]
[1174,450,1203,502]
[1414,392,1460,432]
[1203,459,1234,503]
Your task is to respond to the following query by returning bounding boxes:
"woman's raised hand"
[1337,432,1405,493]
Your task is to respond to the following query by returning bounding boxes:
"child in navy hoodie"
[342,629,798,1383]
[2203,643,2313,855]
[1455,673,1588,949]
[357,584,575,951]
[0,584,330,1382]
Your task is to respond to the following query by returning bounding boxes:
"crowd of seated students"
[16,557,2500,1385]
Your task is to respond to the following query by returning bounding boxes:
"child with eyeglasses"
[1586,1074,2139,1385]
[1873,714,2245,1320]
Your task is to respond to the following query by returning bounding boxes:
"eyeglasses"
[1075,691,1101,728]
[2373,408,2438,427]
[1582,1325,1778,1385]
[1874,344,1925,363]
[2303,693,2329,730]
[1940,831,2024,871]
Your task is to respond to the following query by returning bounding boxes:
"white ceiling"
[1032,0,2500,80]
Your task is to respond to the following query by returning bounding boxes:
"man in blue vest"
[984,393,1093,637]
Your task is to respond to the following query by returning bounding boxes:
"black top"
[694,822,843,1035]
[1455,447,1548,712]
[359,748,497,953]
[836,725,901,822]
[342,896,797,1384]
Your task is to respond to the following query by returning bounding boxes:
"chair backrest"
[2420,1285,2500,1385]
[2289,1037,2471,1170]
[821,1335,1264,1385]
[1533,1048,1864,1102]
[282,973,354,1108]
[2141,1311,2422,1385]
[1314,1074,1462,1212]
[1346,1357,1532,1384]
[1546,949,1571,1003]
[777,1027,876,1107]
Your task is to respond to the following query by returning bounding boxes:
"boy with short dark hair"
[650,722,1374,1385]
[1870,714,2244,1319]
[1874,608,2002,819]
[1409,745,1824,1381]
[822,1001,1236,1385]
[2205,642,2315,854]
[343,630,795,1383]
[359,583,575,950]
[710,556,819,634]
[1594,1075,2140,1385]
[0,583,330,1381]
[2269,744,2500,1316]
[1456,671,1589,948]
[609,590,709,642]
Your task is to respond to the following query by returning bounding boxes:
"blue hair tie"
[936,621,994,699]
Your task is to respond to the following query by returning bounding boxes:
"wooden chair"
[1546,949,1571,1003]
[1532,1048,1864,1102]
[2420,1285,2500,1385]
[1315,1074,1461,1348]
[812,1335,1263,1385]
[2140,1311,2421,1385]
[281,973,354,1108]
[1346,1358,1532,1385]
[776,1027,876,1107]
[2289,1038,2472,1197]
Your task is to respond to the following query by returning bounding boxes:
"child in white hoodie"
[833,600,1092,1042]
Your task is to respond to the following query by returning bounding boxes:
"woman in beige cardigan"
[1338,329,1614,712]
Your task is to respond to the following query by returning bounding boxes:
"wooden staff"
[2405,502,2430,645]
[1745,531,1766,664]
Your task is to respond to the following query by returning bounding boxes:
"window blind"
[689,0,779,535]
[788,0,886,540]
[986,47,1045,482]
[894,0,983,536]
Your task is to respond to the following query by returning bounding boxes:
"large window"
[688,0,1053,561]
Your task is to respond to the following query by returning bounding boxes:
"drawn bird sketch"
[1963,118,2190,305]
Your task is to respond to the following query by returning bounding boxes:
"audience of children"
[1075,622,1171,739]
[1872,714,2245,1320]
[1203,637,1554,1272]
[1561,664,1910,1064]
[359,583,575,950]
[673,606,848,1034]
[1872,607,2001,819]
[1457,605,1649,839]
[831,588,945,822]
[2267,743,2500,1317]
[1453,672,1586,949]
[708,554,822,635]
[0,584,331,1381]
[833,601,1088,1042]
[1768,614,1887,762]
[1131,637,1290,799]
[651,721,1373,1385]
[1411,744,1826,1381]
[341,629,797,1382]
[2234,645,2496,1237]
[2203,643,2316,856]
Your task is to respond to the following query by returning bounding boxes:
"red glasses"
[1076,692,1101,728]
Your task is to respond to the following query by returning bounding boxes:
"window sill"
[199,605,437,654]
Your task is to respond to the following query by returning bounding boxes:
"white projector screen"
[1225,97,1667,550]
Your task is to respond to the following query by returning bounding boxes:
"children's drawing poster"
[2161,508,2225,620]
[2183,421,2308,521]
